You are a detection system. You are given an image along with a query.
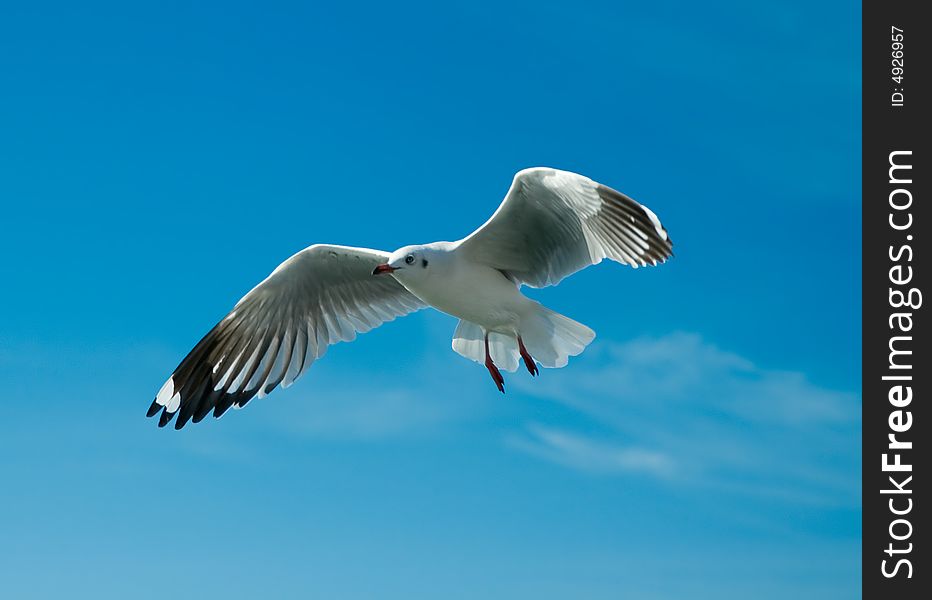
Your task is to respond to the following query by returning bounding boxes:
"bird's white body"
[390,242,530,334]
[149,167,674,429]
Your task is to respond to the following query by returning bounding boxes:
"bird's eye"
[405,255,415,265]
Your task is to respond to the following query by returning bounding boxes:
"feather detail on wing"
[456,168,673,288]
[148,244,425,429]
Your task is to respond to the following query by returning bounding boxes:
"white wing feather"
[456,168,673,288]
[149,244,425,429]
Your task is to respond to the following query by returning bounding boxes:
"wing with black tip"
[148,244,425,429]
[456,168,673,288]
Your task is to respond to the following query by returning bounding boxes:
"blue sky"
[0,1,860,598]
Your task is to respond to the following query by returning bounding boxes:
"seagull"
[148,167,673,429]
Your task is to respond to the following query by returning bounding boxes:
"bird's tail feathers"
[519,305,595,368]
[450,305,594,371]
[452,320,520,372]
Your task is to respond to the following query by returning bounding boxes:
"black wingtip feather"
[158,409,175,428]
[146,399,162,418]
[174,415,190,430]
[213,392,239,419]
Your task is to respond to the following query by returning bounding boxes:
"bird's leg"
[517,336,538,377]
[484,332,505,393]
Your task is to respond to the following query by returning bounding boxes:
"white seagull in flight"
[148,167,673,429]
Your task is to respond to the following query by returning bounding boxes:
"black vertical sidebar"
[863,1,927,598]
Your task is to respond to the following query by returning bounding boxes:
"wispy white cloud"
[518,332,856,426]
[507,424,676,478]
[510,332,860,506]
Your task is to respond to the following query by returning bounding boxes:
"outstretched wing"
[456,168,673,288]
[148,244,426,429]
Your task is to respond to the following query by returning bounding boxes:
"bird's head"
[372,244,435,281]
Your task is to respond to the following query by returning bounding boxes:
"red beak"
[372,264,396,275]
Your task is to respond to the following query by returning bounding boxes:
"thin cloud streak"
[510,332,861,507]
[508,423,676,478]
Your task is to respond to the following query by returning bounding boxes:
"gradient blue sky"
[0,1,860,598]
